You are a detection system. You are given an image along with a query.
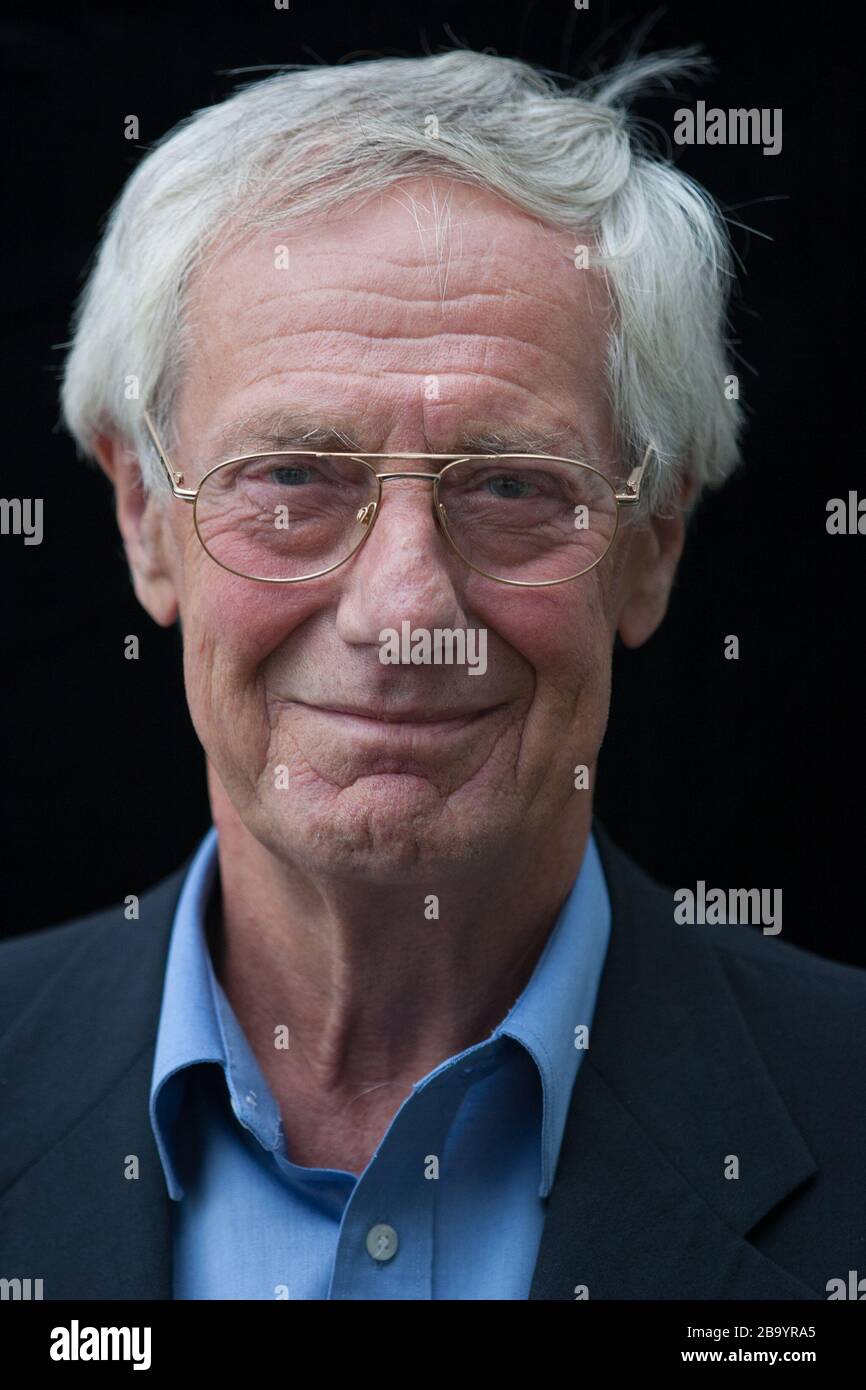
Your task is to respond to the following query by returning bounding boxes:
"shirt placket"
[328,1054,496,1300]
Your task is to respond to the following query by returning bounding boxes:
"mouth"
[276,699,511,779]
[294,701,505,730]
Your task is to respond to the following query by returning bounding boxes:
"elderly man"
[1,48,864,1303]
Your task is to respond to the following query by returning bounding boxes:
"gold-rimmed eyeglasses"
[143,409,652,587]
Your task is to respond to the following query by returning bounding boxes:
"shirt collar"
[496,831,611,1195]
[150,825,610,1202]
[150,827,240,1199]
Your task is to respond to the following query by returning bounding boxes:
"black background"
[1,0,862,962]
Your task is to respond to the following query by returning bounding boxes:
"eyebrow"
[210,409,594,463]
[211,409,361,459]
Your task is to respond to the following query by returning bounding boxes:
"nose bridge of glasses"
[375,470,443,483]
[354,469,447,530]
[347,452,471,484]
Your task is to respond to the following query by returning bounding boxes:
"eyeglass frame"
[142,408,653,588]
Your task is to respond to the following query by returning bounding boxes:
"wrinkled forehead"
[178,176,615,460]
[188,174,610,335]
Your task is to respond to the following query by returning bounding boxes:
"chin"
[258,775,500,882]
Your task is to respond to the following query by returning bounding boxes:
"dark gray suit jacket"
[1,824,864,1299]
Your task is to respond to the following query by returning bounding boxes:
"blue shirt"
[149,827,611,1299]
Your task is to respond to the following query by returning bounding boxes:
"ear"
[616,471,697,649]
[93,433,179,627]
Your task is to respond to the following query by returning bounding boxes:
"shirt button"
[366,1224,399,1262]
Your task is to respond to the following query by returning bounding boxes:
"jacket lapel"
[529,825,820,1299]
[0,868,185,1299]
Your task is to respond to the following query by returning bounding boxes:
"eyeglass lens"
[193,454,618,582]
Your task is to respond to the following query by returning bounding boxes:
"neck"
[205,770,592,1171]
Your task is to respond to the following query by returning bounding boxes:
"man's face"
[113,178,683,881]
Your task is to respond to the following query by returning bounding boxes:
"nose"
[335,474,466,646]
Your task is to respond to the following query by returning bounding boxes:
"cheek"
[176,557,323,726]
[474,574,613,694]
[477,581,614,798]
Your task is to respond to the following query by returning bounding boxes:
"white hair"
[60,47,746,516]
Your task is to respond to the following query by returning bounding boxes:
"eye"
[484,474,536,500]
[268,464,315,486]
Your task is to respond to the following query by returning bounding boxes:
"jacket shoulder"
[706,923,866,1083]
[594,820,866,1028]
[0,864,188,1032]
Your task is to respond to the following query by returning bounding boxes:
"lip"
[295,701,503,728]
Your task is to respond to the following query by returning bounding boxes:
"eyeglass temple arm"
[142,410,655,506]
[142,409,196,499]
[615,444,654,505]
